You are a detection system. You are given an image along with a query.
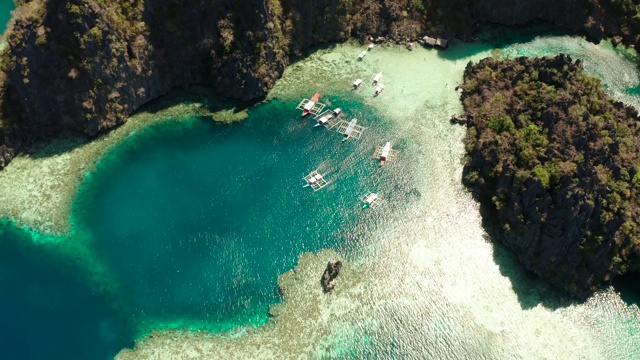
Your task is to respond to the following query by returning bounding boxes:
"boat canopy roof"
[365,193,378,202]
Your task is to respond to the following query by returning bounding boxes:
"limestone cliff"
[0,0,639,169]
[459,55,640,297]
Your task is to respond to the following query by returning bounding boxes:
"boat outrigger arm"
[296,93,325,117]
[335,118,366,141]
[373,141,400,165]
[361,192,381,209]
[314,108,342,127]
[303,170,330,191]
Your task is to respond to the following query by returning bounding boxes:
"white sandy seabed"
[1,34,640,359]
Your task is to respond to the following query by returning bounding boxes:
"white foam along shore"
[118,38,640,359]
[0,93,248,235]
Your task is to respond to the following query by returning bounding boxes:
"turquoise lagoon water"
[0,1,12,34]
[0,95,410,358]
[73,97,404,334]
[2,26,640,359]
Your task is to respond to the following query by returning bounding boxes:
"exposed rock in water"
[459,54,640,298]
[3,0,640,169]
[450,114,471,125]
[612,36,623,47]
[321,261,342,293]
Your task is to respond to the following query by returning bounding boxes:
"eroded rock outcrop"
[459,54,640,297]
[321,260,342,293]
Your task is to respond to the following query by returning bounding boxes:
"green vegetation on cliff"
[460,54,640,297]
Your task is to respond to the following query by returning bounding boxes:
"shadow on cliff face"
[27,132,87,160]
[133,86,259,118]
[26,86,256,160]
[288,42,341,64]
[435,23,575,62]
[612,272,640,307]
[477,202,575,310]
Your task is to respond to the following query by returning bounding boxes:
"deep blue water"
[0,222,133,360]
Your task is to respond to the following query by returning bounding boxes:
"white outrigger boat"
[358,50,367,60]
[373,141,399,165]
[372,72,382,84]
[334,118,366,141]
[361,192,380,209]
[352,79,363,88]
[368,44,375,51]
[374,84,385,95]
[296,93,325,117]
[303,170,329,191]
[315,108,342,127]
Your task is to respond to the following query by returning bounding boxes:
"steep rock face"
[3,0,290,138]
[1,0,639,169]
[471,1,594,32]
[460,55,640,297]
[0,0,430,167]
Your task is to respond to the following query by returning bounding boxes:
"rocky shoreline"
[458,54,640,297]
[2,0,640,169]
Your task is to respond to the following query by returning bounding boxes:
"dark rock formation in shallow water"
[459,54,640,298]
[2,0,640,168]
[321,261,342,293]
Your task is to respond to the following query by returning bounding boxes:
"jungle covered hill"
[2,0,640,169]
[459,54,640,297]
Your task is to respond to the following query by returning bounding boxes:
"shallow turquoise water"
[0,1,13,33]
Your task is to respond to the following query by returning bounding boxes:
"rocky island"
[459,54,640,297]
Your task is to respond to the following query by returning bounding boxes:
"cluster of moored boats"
[353,72,385,96]
[297,45,400,208]
[354,44,386,96]
[296,94,366,142]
